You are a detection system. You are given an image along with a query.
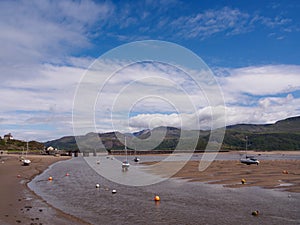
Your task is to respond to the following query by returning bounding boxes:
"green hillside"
[222,116,300,150]
[43,116,300,152]
[0,138,44,152]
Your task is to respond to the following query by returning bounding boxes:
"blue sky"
[0,0,300,141]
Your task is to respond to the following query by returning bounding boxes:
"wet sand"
[142,160,300,192]
[0,154,90,225]
[142,151,300,193]
[173,159,300,192]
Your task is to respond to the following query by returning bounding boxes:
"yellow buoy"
[48,176,53,181]
[241,179,246,184]
[154,195,160,201]
[251,210,259,216]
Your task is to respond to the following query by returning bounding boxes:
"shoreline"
[0,154,90,225]
[1,151,299,224]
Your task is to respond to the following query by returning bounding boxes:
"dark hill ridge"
[42,116,300,151]
[226,116,300,133]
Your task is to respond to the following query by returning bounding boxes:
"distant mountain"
[44,116,300,152]
[223,116,300,150]
[226,116,300,133]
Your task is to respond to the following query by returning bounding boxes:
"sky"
[1,0,300,142]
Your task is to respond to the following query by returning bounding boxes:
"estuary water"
[28,154,300,225]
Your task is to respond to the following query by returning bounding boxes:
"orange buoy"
[241,179,246,184]
[154,195,160,201]
[48,176,53,181]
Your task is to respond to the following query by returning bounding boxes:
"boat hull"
[22,159,31,166]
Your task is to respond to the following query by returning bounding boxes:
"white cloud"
[218,65,300,97]
[157,6,294,40]
[216,65,300,126]
[225,94,299,125]
[171,7,251,39]
[0,59,87,141]
[0,0,113,78]
[122,64,300,132]
[2,49,300,142]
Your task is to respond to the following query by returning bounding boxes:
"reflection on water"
[28,156,300,225]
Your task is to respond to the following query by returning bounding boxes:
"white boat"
[122,137,130,169]
[122,160,130,168]
[22,158,31,166]
[22,142,31,166]
[240,156,259,165]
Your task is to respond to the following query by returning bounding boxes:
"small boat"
[122,137,130,169]
[240,136,259,165]
[133,156,140,162]
[22,142,31,166]
[22,159,31,166]
[122,160,130,168]
[240,156,259,165]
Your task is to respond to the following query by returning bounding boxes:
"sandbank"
[0,154,90,225]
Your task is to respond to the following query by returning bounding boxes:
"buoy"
[112,189,117,194]
[48,176,53,181]
[17,174,21,178]
[154,195,160,201]
[96,184,100,188]
[241,179,246,184]
[65,173,70,176]
[251,210,259,216]
[282,170,288,174]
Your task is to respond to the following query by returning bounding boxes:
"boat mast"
[125,136,127,161]
[26,141,29,157]
[245,136,248,156]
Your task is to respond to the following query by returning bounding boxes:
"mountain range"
[43,116,300,152]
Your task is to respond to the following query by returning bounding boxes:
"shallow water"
[29,156,300,225]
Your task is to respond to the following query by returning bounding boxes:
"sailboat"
[240,136,259,165]
[133,149,140,162]
[22,142,31,166]
[122,137,130,169]
[133,156,140,163]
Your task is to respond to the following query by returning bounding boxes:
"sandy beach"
[0,154,90,225]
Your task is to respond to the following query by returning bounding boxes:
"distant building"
[3,133,13,141]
